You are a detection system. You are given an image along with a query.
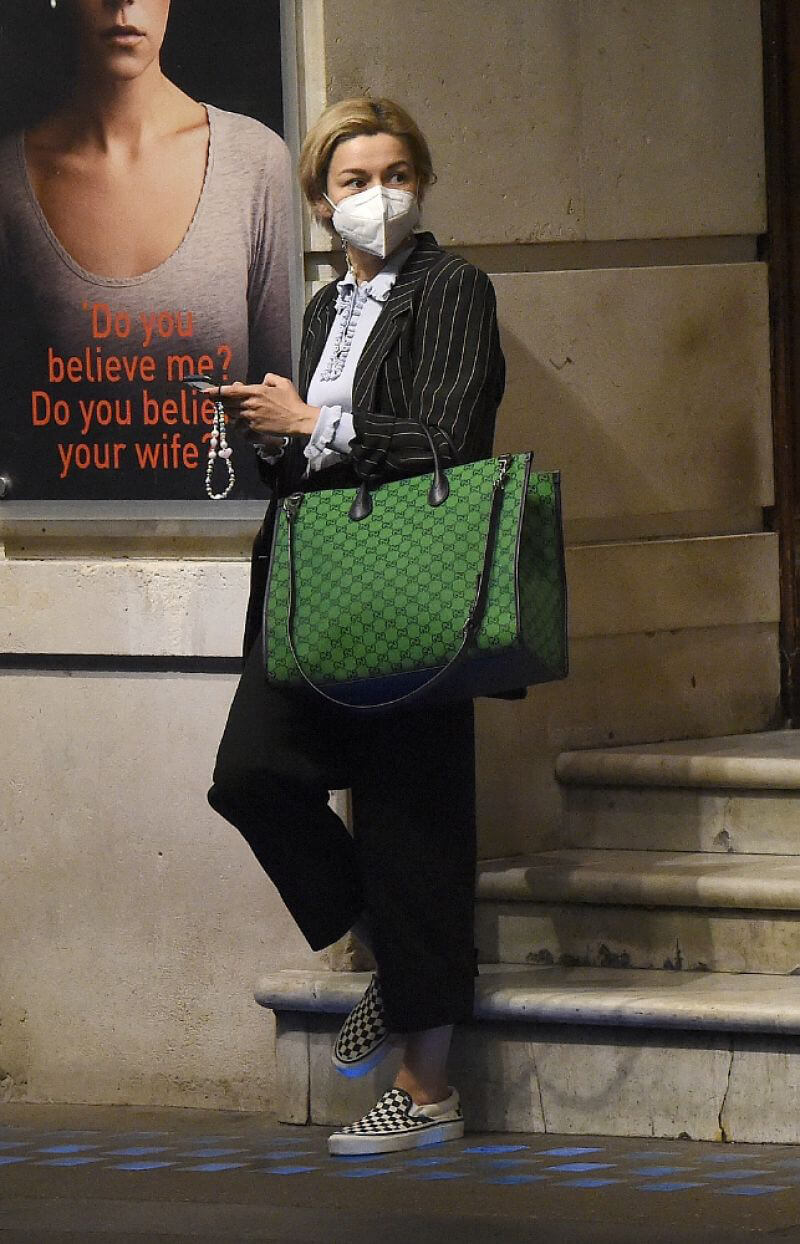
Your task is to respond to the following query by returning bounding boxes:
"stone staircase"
[475,851,800,975]
[257,730,800,1143]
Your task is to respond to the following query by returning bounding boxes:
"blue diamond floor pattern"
[1,1123,800,1201]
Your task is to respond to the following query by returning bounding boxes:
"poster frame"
[0,0,304,527]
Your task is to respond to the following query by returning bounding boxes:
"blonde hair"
[299,96,435,208]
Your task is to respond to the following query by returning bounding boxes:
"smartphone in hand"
[182,374,219,393]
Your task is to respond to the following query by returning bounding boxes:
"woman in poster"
[0,0,290,499]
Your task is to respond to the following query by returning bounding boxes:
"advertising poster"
[0,0,286,501]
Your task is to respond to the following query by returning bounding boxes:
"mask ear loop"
[324,192,356,275]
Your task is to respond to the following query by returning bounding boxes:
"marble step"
[257,963,800,1033]
[475,852,800,973]
[256,965,800,1141]
[556,731,800,853]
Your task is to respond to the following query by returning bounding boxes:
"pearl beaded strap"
[205,400,235,500]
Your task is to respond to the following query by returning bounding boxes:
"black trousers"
[207,636,477,1033]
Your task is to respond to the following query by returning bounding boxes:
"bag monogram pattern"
[263,453,567,703]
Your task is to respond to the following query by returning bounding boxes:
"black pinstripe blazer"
[273,230,505,498]
[244,232,506,653]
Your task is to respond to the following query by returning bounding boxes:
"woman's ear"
[313,196,334,222]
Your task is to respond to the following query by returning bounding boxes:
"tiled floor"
[3,1103,800,1242]
[1,1124,798,1196]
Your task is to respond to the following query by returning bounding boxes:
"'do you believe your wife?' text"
[29,300,233,481]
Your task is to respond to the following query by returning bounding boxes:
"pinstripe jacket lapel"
[351,233,441,409]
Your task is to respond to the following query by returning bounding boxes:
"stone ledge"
[561,785,800,856]
[556,731,800,790]
[0,534,778,658]
[476,850,800,912]
[475,899,800,975]
[0,559,249,657]
[286,1013,800,1142]
[255,965,800,1035]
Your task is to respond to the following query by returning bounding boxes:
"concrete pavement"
[2,1102,800,1242]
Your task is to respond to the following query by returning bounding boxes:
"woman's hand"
[218,374,320,441]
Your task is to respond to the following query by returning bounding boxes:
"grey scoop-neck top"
[0,104,292,499]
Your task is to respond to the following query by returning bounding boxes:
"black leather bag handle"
[348,423,455,520]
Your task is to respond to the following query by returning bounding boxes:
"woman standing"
[209,97,505,1156]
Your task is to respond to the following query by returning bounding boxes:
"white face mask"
[324,185,420,259]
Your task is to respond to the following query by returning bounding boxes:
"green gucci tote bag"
[262,449,568,711]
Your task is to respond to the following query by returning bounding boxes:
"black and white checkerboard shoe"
[328,1086,464,1156]
[331,974,395,1078]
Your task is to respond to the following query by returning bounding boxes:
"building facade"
[0,0,779,1117]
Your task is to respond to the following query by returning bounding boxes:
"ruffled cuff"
[304,405,355,473]
[329,410,355,454]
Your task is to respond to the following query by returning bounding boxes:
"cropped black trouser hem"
[207,635,477,1034]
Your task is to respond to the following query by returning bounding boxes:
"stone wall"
[0,0,776,1107]
[304,0,776,854]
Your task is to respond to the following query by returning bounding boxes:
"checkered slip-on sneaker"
[332,974,394,1078]
[328,1087,464,1156]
